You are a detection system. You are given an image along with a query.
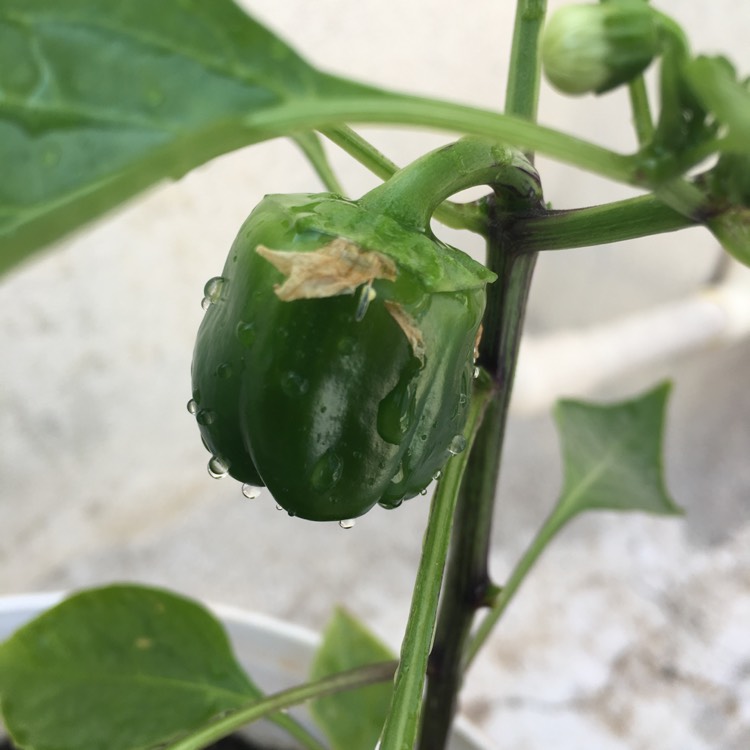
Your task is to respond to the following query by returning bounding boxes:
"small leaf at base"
[309,608,394,750]
[0,584,260,750]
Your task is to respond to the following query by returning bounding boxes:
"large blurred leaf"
[0,584,260,750]
[310,608,394,750]
[0,0,380,272]
[553,382,682,521]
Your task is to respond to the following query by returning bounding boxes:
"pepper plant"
[0,1,748,749]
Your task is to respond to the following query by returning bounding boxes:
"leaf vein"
[0,99,178,133]
[0,8,290,99]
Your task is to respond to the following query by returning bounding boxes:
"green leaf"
[309,608,394,750]
[0,0,640,272]
[0,0,639,273]
[0,584,260,750]
[0,0,371,273]
[553,382,682,521]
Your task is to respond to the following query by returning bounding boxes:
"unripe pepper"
[190,139,541,521]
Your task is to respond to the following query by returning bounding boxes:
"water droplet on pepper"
[280,371,309,398]
[379,496,404,510]
[235,321,257,347]
[448,435,466,455]
[390,464,405,484]
[241,483,262,500]
[196,409,216,426]
[202,277,226,309]
[207,456,229,479]
[310,450,344,492]
[377,359,420,445]
[355,281,376,321]
[215,362,233,379]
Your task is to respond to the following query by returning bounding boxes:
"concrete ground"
[1,2,749,749]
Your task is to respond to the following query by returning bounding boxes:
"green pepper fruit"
[190,139,541,521]
[542,1,661,95]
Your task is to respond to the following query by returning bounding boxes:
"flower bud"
[542,1,661,95]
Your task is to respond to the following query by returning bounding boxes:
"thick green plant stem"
[418,213,538,750]
[359,137,541,232]
[365,139,540,750]
[418,4,546,747]
[321,125,487,232]
[505,0,547,126]
[378,376,494,750]
[511,192,697,251]
[655,177,713,220]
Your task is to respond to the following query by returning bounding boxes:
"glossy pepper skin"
[191,191,493,522]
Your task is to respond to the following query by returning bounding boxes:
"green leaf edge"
[553,380,683,522]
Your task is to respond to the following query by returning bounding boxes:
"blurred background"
[1,1,749,748]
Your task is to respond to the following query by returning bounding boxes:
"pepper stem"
[358,137,543,233]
